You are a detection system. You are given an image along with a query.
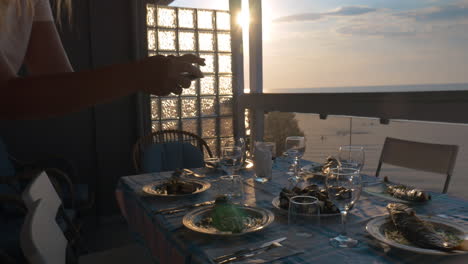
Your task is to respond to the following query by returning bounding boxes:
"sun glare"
[236,8,250,31]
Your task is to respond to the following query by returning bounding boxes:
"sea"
[266,83,468,199]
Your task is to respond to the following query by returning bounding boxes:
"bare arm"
[0,22,204,120]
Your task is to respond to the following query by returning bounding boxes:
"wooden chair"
[132,130,213,173]
[20,172,152,264]
[375,137,458,193]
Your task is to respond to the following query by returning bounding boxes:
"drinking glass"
[285,136,306,178]
[220,146,243,175]
[253,141,275,183]
[288,196,320,239]
[224,137,246,166]
[218,175,244,204]
[325,167,362,248]
[338,145,365,170]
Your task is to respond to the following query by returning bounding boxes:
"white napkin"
[254,142,273,179]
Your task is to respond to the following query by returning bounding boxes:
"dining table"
[115,158,468,264]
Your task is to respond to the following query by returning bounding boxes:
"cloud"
[274,6,377,23]
[399,3,468,21]
[336,2,468,38]
[328,6,377,16]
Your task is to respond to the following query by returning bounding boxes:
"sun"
[236,7,250,31]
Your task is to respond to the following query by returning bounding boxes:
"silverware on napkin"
[154,200,215,215]
[213,237,286,264]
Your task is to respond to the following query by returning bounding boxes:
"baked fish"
[386,203,458,251]
[384,177,431,202]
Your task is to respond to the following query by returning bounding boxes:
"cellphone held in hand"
[180,72,200,81]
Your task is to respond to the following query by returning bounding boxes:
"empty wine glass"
[338,145,365,170]
[224,137,246,165]
[220,146,243,175]
[285,136,306,178]
[326,167,362,248]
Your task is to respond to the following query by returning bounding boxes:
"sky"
[171,0,468,91]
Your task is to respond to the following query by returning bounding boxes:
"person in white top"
[0,0,204,120]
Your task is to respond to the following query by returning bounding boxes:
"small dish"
[183,205,274,236]
[142,179,210,197]
[366,215,467,255]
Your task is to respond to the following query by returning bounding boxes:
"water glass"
[253,142,275,183]
[288,196,320,239]
[220,146,243,175]
[325,167,362,248]
[218,175,244,204]
[338,145,365,170]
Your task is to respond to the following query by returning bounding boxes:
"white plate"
[142,179,210,197]
[183,205,274,236]
[366,215,468,255]
[271,197,340,217]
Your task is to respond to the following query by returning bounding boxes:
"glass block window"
[146,5,234,157]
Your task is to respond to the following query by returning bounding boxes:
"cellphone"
[180,72,199,81]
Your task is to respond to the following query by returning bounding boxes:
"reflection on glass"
[157,7,176,28]
[151,98,159,119]
[202,118,216,138]
[146,5,156,27]
[197,10,213,29]
[181,98,197,118]
[179,31,195,51]
[219,97,233,115]
[148,52,157,57]
[218,54,232,73]
[151,122,159,132]
[178,9,195,28]
[216,12,230,30]
[182,81,197,96]
[199,32,214,51]
[182,119,198,134]
[219,76,233,95]
[201,97,216,116]
[201,75,215,95]
[158,30,176,50]
[205,138,217,156]
[147,29,156,50]
[217,33,231,52]
[200,54,215,73]
[161,98,178,119]
[220,117,233,137]
[162,120,179,130]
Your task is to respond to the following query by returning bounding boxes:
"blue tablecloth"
[116,159,468,264]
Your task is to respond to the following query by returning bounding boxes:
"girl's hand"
[167,54,205,95]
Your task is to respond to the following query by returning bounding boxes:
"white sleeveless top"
[0,0,53,77]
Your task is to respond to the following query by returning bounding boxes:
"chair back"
[133,130,213,172]
[375,137,458,193]
[20,172,67,264]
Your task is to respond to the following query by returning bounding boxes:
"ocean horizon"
[265,82,468,93]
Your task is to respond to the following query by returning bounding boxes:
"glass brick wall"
[146,5,234,156]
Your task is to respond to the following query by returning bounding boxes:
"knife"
[154,200,215,215]
[213,237,287,263]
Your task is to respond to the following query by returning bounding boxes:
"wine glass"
[325,167,362,248]
[338,145,365,170]
[285,136,306,178]
[224,137,246,165]
[220,146,243,175]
